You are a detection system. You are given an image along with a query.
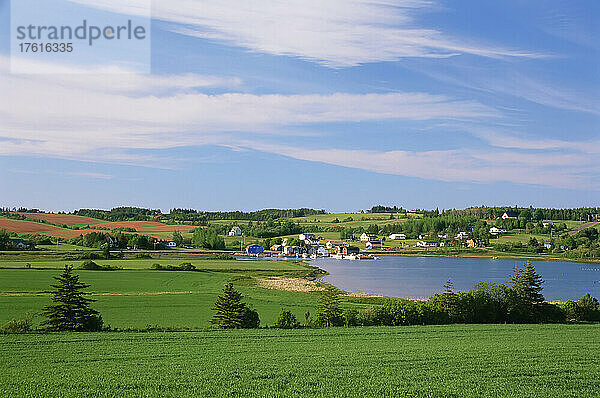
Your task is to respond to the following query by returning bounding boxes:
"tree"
[273,309,300,329]
[41,265,103,331]
[509,261,544,305]
[193,228,225,250]
[172,231,184,246]
[316,286,343,327]
[441,278,458,316]
[211,283,258,329]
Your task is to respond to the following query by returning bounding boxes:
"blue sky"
[0,0,598,212]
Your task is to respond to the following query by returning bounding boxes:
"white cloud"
[66,0,546,67]
[240,141,598,190]
[0,57,497,162]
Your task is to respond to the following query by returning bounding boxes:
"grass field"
[1,324,599,397]
[0,259,329,329]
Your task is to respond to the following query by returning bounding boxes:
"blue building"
[245,244,264,254]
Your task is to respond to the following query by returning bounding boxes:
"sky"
[0,0,598,212]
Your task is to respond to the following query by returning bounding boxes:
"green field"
[1,324,599,397]
[0,258,332,329]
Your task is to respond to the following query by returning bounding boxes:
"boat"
[332,254,344,260]
[345,254,358,260]
[357,254,378,260]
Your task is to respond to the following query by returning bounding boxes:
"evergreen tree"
[211,283,247,329]
[316,286,343,327]
[509,261,545,304]
[441,278,458,315]
[41,265,103,331]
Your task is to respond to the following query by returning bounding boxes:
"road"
[568,221,600,236]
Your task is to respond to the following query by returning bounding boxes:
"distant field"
[1,324,599,397]
[0,218,60,233]
[15,212,103,225]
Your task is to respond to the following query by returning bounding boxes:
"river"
[308,256,600,301]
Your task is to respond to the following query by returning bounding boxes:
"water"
[309,256,600,301]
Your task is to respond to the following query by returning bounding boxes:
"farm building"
[501,212,518,220]
[489,227,507,236]
[388,234,406,240]
[229,226,242,236]
[245,244,264,254]
[8,238,29,249]
[326,241,348,249]
[360,233,379,242]
[455,232,469,240]
[365,241,382,250]
[416,241,439,248]
[270,244,283,252]
[299,233,319,245]
[336,246,360,255]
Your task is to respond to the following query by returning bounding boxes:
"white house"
[542,220,554,228]
[489,227,507,235]
[316,246,329,256]
[167,241,177,247]
[455,232,469,240]
[416,241,439,248]
[360,233,379,242]
[299,233,319,245]
[228,226,242,236]
[388,234,406,240]
[501,212,517,220]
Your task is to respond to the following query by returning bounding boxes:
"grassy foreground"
[1,324,599,397]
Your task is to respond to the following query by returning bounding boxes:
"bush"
[273,309,300,329]
[150,263,196,271]
[241,307,260,329]
[80,260,118,271]
[1,314,32,334]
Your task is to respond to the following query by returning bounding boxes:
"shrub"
[274,309,300,329]
[0,314,32,334]
[80,260,118,271]
[241,307,260,329]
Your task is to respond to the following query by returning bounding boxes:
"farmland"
[1,324,599,397]
[0,258,331,329]
[15,212,104,225]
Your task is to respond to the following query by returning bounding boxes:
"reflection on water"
[309,256,600,301]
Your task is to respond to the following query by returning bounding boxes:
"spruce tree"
[509,261,545,304]
[211,283,247,329]
[316,285,343,327]
[41,265,103,331]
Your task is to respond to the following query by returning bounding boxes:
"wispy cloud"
[67,0,546,67]
[240,141,599,190]
[0,57,497,164]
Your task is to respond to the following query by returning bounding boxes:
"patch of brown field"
[258,277,325,293]
[15,213,104,225]
[93,221,166,229]
[0,219,60,233]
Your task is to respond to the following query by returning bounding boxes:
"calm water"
[309,256,600,301]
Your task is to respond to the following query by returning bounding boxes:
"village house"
[455,232,469,240]
[228,226,242,236]
[388,233,406,240]
[501,212,518,220]
[365,241,382,250]
[489,227,507,236]
[416,241,439,248]
[336,246,360,255]
[245,244,264,254]
[283,245,300,255]
[360,233,379,242]
[326,241,349,249]
[270,244,283,252]
[8,238,29,249]
[542,220,554,228]
[544,240,553,249]
[166,241,177,248]
[299,233,319,245]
